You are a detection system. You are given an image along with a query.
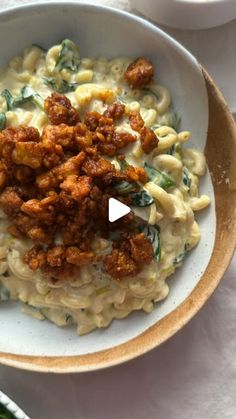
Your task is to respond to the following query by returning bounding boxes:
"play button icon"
[108,198,131,222]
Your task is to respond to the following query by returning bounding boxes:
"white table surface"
[0,1,235,419]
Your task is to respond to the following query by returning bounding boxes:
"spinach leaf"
[65,313,73,324]
[116,94,128,104]
[174,244,188,265]
[43,77,78,93]
[130,190,154,207]
[0,283,10,301]
[141,224,161,261]
[119,159,129,172]
[0,403,16,419]
[114,180,138,194]
[182,167,191,189]
[166,144,176,156]
[14,85,44,110]
[2,86,44,111]
[151,123,160,131]
[55,39,80,72]
[171,111,181,131]
[0,112,6,131]
[1,89,14,110]
[144,162,175,190]
[166,143,182,159]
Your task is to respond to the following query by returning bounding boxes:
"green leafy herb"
[166,143,182,160]
[130,190,154,207]
[65,314,73,324]
[144,162,175,190]
[14,85,44,110]
[151,123,160,131]
[116,94,128,104]
[166,144,175,156]
[174,244,188,265]
[141,224,161,261]
[114,180,138,195]
[0,283,10,301]
[55,39,80,72]
[182,167,191,189]
[119,159,129,172]
[1,89,14,110]
[2,86,44,111]
[43,77,78,93]
[0,403,16,419]
[0,112,6,131]
[171,110,181,131]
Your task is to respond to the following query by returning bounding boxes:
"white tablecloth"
[0,1,235,418]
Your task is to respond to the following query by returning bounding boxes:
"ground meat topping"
[129,111,145,132]
[140,127,159,154]
[124,57,154,88]
[103,233,153,279]
[0,90,156,280]
[44,92,80,125]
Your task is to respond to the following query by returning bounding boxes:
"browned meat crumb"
[140,127,159,153]
[103,233,153,278]
[124,57,154,88]
[44,92,80,125]
[129,111,144,132]
[0,91,155,281]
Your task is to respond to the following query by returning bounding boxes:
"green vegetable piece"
[174,244,188,265]
[65,314,73,324]
[43,77,78,93]
[14,85,44,110]
[151,123,160,131]
[55,39,80,72]
[141,224,161,261]
[116,94,128,104]
[144,162,175,190]
[119,159,129,172]
[114,180,138,194]
[0,283,10,301]
[182,167,191,189]
[1,89,14,110]
[0,112,6,131]
[130,190,154,207]
[0,403,16,419]
[171,110,181,131]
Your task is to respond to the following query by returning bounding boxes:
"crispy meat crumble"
[0,92,158,280]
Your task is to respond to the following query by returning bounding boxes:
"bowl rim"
[0,1,235,373]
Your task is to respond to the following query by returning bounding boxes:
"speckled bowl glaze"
[0,2,235,373]
[0,391,29,419]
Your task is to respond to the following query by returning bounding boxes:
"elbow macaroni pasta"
[0,41,210,335]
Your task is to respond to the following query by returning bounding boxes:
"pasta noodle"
[0,41,210,335]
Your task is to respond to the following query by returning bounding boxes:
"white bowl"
[0,2,235,372]
[0,391,29,419]
[130,0,236,30]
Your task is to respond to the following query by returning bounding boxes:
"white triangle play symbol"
[108,198,131,222]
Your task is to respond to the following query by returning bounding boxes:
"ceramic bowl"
[0,391,29,419]
[130,0,236,30]
[0,2,235,373]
